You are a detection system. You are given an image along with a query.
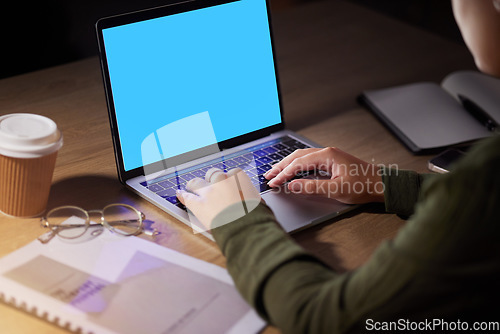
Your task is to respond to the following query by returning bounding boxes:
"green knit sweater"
[212,135,500,334]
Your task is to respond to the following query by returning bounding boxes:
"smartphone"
[428,149,466,173]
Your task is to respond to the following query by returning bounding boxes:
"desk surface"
[0,0,475,333]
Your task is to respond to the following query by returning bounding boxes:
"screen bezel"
[96,0,285,183]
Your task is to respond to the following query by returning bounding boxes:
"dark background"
[1,0,464,79]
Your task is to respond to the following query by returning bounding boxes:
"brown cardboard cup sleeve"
[0,114,63,217]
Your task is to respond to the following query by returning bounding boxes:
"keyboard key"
[257,156,273,164]
[176,202,187,211]
[234,156,248,164]
[251,178,270,192]
[283,139,301,147]
[166,195,187,211]
[176,180,187,190]
[272,143,287,150]
[147,184,163,192]
[263,147,277,154]
[158,180,175,188]
[268,153,283,161]
[253,149,267,157]
[259,164,272,173]
[257,174,268,183]
[246,168,257,177]
[251,176,260,185]
[165,196,180,205]
[256,167,267,175]
[236,164,250,171]
[242,153,254,160]
[286,142,308,150]
[213,162,225,170]
[180,173,196,182]
[258,183,271,192]
[281,148,295,156]
[224,159,238,167]
[173,176,187,187]
[157,187,177,198]
[192,170,205,178]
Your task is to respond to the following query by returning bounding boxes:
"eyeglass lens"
[46,207,89,239]
[102,204,142,235]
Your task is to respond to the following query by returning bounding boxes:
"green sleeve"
[211,136,500,334]
[211,203,421,333]
[211,203,354,333]
[382,167,433,217]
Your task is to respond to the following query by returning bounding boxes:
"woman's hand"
[177,168,261,231]
[265,147,385,204]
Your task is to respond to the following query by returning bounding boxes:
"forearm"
[212,203,353,333]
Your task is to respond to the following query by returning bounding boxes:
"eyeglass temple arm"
[41,223,88,229]
[106,214,159,236]
[105,211,145,227]
[37,230,57,244]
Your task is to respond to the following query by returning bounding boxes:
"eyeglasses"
[38,203,157,244]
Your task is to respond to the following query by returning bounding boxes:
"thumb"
[176,189,200,208]
[288,179,337,197]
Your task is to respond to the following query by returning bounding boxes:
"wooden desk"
[0,1,475,333]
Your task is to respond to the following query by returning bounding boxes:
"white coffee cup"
[0,114,63,217]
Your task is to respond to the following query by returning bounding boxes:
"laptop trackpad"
[261,188,353,233]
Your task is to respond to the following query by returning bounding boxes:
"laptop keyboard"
[140,136,310,211]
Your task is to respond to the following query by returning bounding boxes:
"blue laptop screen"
[102,0,282,172]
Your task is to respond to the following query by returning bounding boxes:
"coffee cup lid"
[0,114,63,158]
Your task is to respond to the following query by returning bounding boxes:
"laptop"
[96,0,354,239]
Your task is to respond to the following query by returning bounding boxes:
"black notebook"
[358,71,500,154]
